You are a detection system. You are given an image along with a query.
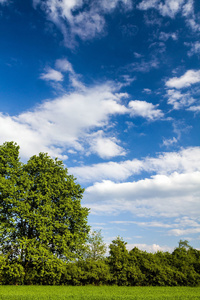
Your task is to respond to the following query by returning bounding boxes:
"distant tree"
[172,240,200,286]
[84,230,107,261]
[108,237,129,285]
[178,240,191,249]
[0,142,90,282]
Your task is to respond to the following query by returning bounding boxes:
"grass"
[0,286,200,300]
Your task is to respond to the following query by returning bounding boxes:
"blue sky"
[0,0,200,252]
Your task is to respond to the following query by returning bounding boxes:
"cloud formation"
[85,171,200,218]
[70,146,200,182]
[138,0,186,18]
[165,70,200,110]
[34,0,133,47]
[0,54,165,161]
[166,89,195,109]
[166,70,200,89]
[128,100,164,120]
[88,131,126,159]
[0,83,129,159]
[40,67,64,81]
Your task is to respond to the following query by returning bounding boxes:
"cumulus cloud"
[85,171,200,218]
[165,70,200,110]
[70,146,200,182]
[88,131,126,159]
[166,70,200,89]
[166,89,195,109]
[128,100,164,120]
[0,83,129,160]
[0,50,166,161]
[69,159,143,182]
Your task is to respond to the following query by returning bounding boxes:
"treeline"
[0,142,200,286]
[0,237,200,286]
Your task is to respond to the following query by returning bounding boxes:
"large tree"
[0,142,90,276]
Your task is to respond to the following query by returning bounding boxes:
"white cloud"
[70,159,143,182]
[166,89,195,109]
[0,0,7,4]
[138,0,185,18]
[138,0,160,11]
[111,220,173,228]
[166,70,200,89]
[143,88,152,94]
[159,31,178,41]
[85,171,200,218]
[35,0,103,47]
[0,113,67,160]
[159,0,185,18]
[187,105,200,112]
[88,131,126,159]
[187,42,200,56]
[126,243,173,253]
[71,10,105,41]
[128,100,164,120]
[55,58,85,89]
[70,146,200,182]
[182,0,200,32]
[111,217,200,240]
[168,227,200,236]
[182,0,193,16]
[34,0,133,47]
[162,137,178,147]
[138,0,200,33]
[0,83,128,160]
[40,67,64,81]
[100,0,132,12]
[165,70,200,110]
[55,58,74,73]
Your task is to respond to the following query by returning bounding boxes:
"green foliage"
[108,237,129,285]
[84,230,107,261]
[63,259,111,286]
[0,141,200,287]
[0,142,90,284]
[1,260,25,285]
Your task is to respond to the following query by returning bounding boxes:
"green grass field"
[0,286,200,300]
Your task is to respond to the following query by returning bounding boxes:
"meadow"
[0,286,200,300]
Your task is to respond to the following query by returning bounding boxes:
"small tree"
[85,230,107,261]
[108,237,129,285]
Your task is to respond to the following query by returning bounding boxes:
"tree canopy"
[0,142,90,281]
